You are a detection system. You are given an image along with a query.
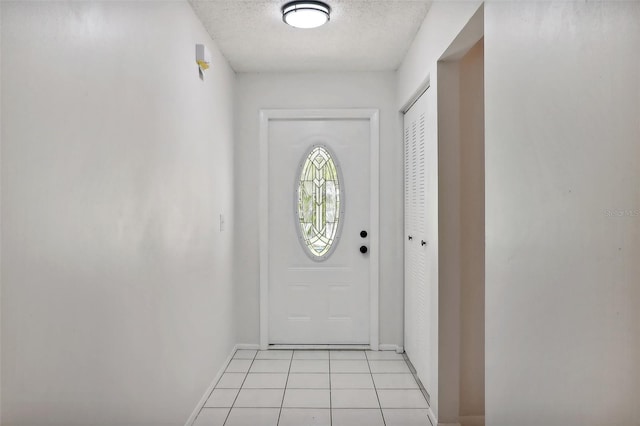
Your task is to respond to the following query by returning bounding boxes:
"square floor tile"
[331,389,380,409]
[249,359,291,373]
[372,373,419,389]
[233,349,257,359]
[242,373,288,389]
[278,408,331,426]
[255,350,293,360]
[216,373,246,389]
[330,350,367,360]
[193,408,229,426]
[365,350,405,360]
[293,350,329,359]
[330,360,370,373]
[290,359,329,373]
[382,408,432,426]
[226,359,252,373]
[225,408,280,426]
[283,389,330,408]
[377,390,428,408]
[234,388,284,408]
[368,360,411,373]
[287,373,330,389]
[331,373,374,389]
[204,388,239,408]
[332,408,385,426]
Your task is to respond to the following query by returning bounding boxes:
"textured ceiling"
[189,0,432,72]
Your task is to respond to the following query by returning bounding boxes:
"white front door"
[261,110,378,345]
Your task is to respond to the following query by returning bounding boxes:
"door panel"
[404,90,433,393]
[268,118,371,344]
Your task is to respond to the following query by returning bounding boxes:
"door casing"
[259,108,380,350]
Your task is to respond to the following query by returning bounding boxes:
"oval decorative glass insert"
[296,145,343,260]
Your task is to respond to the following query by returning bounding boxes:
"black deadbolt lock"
[360,230,368,238]
[360,245,368,254]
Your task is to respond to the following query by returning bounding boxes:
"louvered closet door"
[404,89,432,396]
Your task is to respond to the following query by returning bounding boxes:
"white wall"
[485,2,640,425]
[1,2,236,425]
[397,3,482,423]
[397,1,483,109]
[234,72,402,347]
[458,39,484,420]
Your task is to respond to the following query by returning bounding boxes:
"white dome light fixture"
[282,1,331,29]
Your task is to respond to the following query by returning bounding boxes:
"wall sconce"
[196,44,211,78]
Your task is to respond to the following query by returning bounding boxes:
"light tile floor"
[194,349,431,426]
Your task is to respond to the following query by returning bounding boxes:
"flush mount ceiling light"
[282,1,331,29]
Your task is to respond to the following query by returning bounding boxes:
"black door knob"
[360,230,368,238]
[408,235,413,241]
[360,245,368,254]
[421,240,427,246]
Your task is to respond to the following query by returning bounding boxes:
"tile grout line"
[276,351,293,426]
[206,350,423,426]
[222,350,257,426]
[366,350,387,426]
[195,349,251,424]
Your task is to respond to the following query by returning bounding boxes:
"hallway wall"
[397,1,483,109]
[485,2,640,425]
[1,2,236,425]
[234,72,403,348]
[457,39,485,420]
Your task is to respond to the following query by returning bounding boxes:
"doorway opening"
[259,109,380,350]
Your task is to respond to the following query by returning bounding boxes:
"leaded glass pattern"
[297,145,342,259]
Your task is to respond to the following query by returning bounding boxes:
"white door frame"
[259,108,380,350]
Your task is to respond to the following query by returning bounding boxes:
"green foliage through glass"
[297,146,341,258]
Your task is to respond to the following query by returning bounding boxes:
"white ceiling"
[189,0,432,72]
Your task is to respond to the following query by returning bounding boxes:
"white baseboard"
[184,345,237,426]
[437,415,484,426]
[240,343,402,352]
[268,344,370,350]
[258,343,402,351]
[428,407,438,426]
[235,343,260,350]
[378,344,404,353]
[459,415,485,426]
